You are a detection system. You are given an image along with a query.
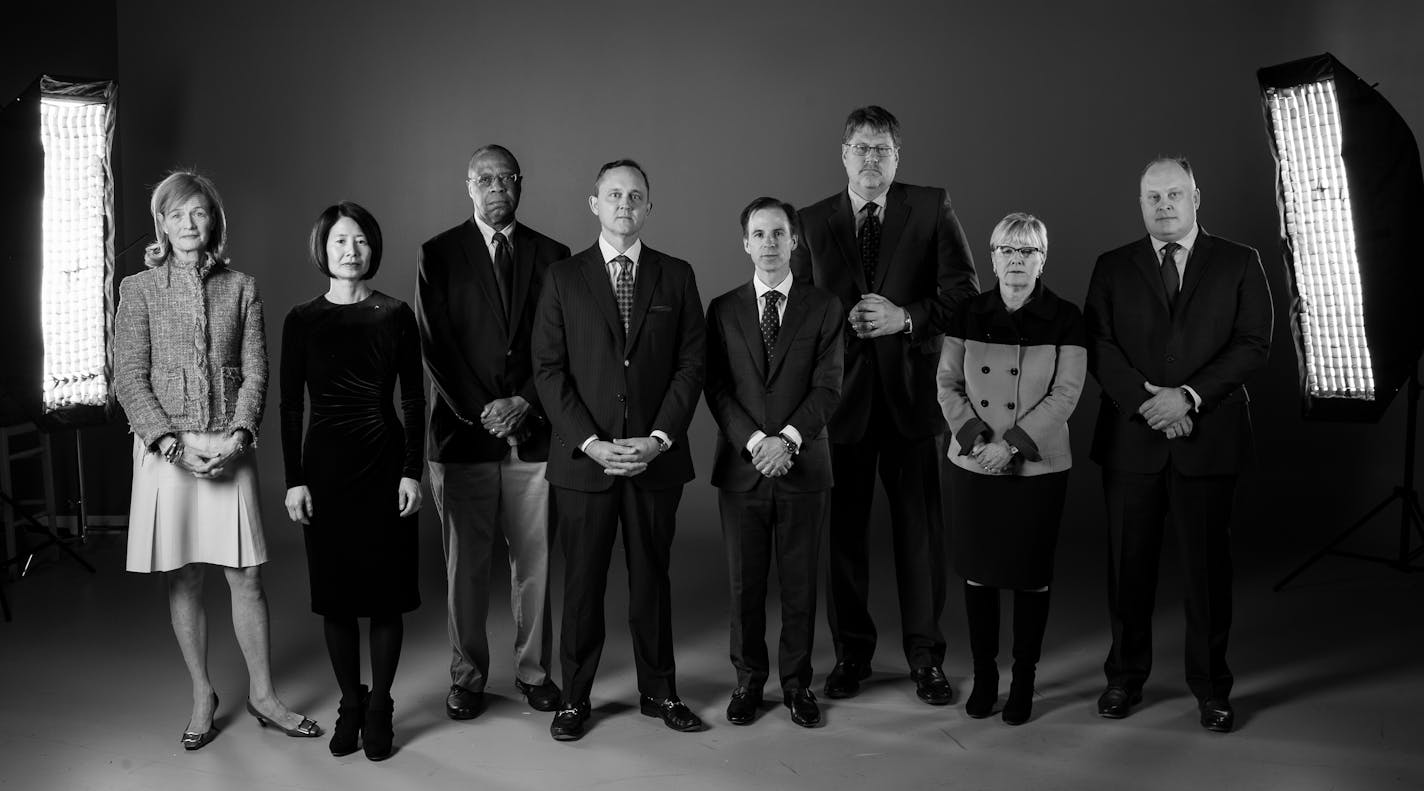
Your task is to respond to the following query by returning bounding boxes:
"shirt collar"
[847,187,888,217]
[1151,222,1200,257]
[599,235,643,267]
[753,271,793,301]
[472,215,518,248]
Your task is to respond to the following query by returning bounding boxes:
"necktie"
[1160,241,1181,306]
[614,255,633,332]
[859,203,881,285]
[761,290,782,367]
[493,231,513,321]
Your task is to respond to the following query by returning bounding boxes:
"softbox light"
[0,75,118,428]
[1258,52,1424,422]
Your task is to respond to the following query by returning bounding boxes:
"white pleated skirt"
[125,432,268,573]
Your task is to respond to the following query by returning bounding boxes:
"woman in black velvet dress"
[280,202,425,761]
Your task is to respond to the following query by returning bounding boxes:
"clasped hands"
[482,396,530,441]
[586,437,661,477]
[285,477,421,525]
[752,436,795,478]
[161,430,247,480]
[1140,382,1194,439]
[849,294,907,339]
[970,439,1015,475]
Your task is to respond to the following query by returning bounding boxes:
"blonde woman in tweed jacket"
[114,171,320,751]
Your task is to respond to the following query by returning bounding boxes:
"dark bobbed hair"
[842,105,902,147]
[144,170,229,267]
[738,196,800,239]
[309,201,383,280]
[593,159,650,194]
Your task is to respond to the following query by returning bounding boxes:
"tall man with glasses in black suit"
[705,196,844,728]
[417,144,570,721]
[533,160,707,742]
[791,105,978,705]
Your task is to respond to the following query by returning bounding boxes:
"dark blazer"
[705,279,844,493]
[532,243,706,492]
[790,181,978,441]
[415,219,570,463]
[1084,230,1273,476]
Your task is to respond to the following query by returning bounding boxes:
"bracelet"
[778,432,800,456]
[162,439,183,464]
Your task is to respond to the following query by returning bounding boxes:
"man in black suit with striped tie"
[532,160,706,742]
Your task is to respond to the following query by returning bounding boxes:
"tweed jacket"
[114,259,268,448]
[936,283,1086,477]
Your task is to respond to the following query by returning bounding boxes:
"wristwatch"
[778,432,800,456]
[654,435,671,453]
[1007,444,1020,457]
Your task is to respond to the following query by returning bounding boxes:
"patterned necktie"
[1160,241,1181,306]
[613,255,633,332]
[493,231,513,320]
[761,290,782,367]
[859,203,881,285]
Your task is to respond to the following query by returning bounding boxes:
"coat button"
[1166,355,1176,363]
[1010,368,1018,376]
[980,399,989,407]
[981,366,990,374]
[1007,402,1016,409]
[506,350,513,357]
[623,360,630,367]
[617,393,626,403]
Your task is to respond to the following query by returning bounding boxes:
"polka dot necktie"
[859,203,881,285]
[761,290,782,367]
[613,255,633,332]
[1160,242,1181,306]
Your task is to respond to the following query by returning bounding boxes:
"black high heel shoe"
[363,694,394,761]
[246,700,322,737]
[181,692,220,751]
[329,685,368,757]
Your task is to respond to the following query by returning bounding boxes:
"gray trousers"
[429,446,553,691]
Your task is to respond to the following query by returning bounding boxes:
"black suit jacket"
[705,279,844,493]
[415,219,571,463]
[532,243,705,492]
[790,181,978,441]
[1084,230,1273,476]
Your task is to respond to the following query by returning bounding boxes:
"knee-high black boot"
[962,581,1000,718]
[1004,588,1051,725]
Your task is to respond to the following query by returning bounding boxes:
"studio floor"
[2,501,1422,791]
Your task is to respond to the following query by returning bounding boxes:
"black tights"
[323,614,404,703]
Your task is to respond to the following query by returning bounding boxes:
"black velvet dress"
[280,291,425,616]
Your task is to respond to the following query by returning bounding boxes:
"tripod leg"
[1274,492,1400,591]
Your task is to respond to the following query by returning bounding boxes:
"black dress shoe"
[550,701,590,742]
[910,666,954,706]
[446,685,483,720]
[725,687,763,726]
[515,679,563,712]
[639,695,704,732]
[823,660,871,699]
[1199,698,1235,733]
[783,689,821,728]
[1096,686,1143,719]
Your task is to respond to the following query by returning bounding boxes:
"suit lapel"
[1132,237,1171,314]
[461,220,509,335]
[508,225,536,332]
[767,280,810,382]
[828,194,866,293]
[873,184,909,293]
[733,283,767,381]
[1176,230,1213,316]
[625,246,661,353]
[577,247,625,344]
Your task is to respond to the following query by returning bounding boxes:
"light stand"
[1274,372,1424,590]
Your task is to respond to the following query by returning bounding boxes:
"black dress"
[280,291,425,616]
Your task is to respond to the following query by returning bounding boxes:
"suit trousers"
[556,481,682,704]
[429,446,554,692]
[719,479,826,694]
[826,399,947,669]
[1103,467,1235,702]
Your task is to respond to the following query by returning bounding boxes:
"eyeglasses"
[467,173,522,188]
[843,143,898,159]
[992,245,1044,259]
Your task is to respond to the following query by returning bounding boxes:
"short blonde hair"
[144,170,229,267]
[989,212,1047,255]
